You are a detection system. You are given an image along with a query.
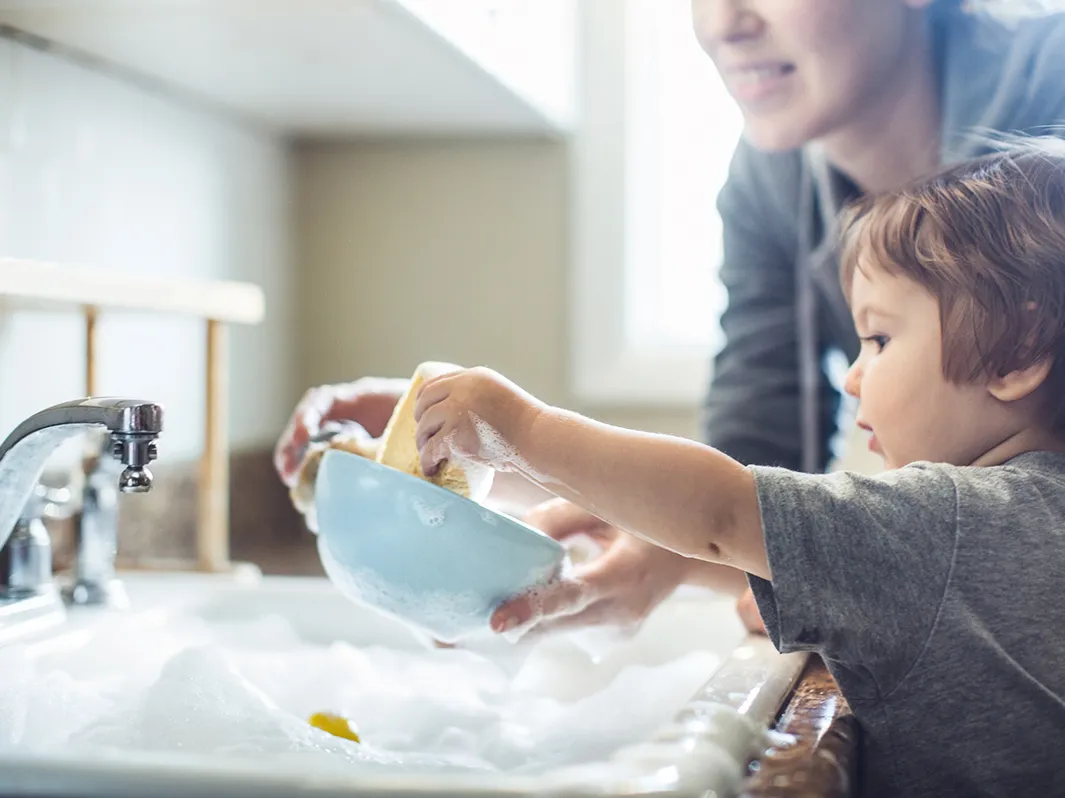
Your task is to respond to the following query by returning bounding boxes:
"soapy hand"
[274,376,409,488]
[487,498,696,638]
[413,367,546,479]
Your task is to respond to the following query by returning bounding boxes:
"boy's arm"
[521,407,771,580]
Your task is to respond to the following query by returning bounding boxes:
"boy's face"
[844,264,1010,469]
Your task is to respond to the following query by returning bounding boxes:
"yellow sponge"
[376,361,494,502]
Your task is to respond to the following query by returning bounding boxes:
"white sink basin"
[0,570,806,798]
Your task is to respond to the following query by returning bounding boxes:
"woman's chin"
[741,121,810,153]
[740,109,839,154]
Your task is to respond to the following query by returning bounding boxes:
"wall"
[0,36,297,469]
[295,137,700,439]
[294,138,883,475]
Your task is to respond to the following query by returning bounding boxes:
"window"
[570,0,743,406]
[626,0,743,348]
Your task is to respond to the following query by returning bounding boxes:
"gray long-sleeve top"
[703,9,1065,473]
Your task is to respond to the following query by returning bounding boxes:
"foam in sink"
[0,605,725,775]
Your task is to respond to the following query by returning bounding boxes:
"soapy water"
[0,607,723,776]
[467,413,557,487]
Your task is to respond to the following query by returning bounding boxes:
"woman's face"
[691,0,934,152]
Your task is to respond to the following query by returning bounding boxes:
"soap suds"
[499,566,597,646]
[0,611,726,777]
[0,579,763,792]
[411,496,447,528]
[435,429,494,503]
[467,413,559,488]
[319,537,491,644]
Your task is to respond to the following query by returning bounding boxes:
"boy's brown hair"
[839,136,1065,430]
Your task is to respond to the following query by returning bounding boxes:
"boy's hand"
[413,367,546,478]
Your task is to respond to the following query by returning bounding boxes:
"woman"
[275,0,1065,638]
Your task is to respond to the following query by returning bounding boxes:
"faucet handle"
[0,486,62,600]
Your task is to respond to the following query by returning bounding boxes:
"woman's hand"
[274,376,409,487]
[735,586,768,636]
[487,498,697,637]
[492,501,768,639]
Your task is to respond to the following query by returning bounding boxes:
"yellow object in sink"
[308,712,361,743]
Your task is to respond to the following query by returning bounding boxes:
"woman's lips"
[725,61,796,105]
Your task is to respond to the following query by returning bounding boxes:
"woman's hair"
[839,136,1065,428]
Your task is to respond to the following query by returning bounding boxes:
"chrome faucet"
[64,436,129,607]
[0,398,163,607]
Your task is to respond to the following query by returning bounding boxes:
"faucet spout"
[0,398,163,552]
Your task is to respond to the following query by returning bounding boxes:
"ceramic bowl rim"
[316,448,565,552]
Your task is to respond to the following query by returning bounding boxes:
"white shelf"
[0,0,578,137]
[0,258,265,324]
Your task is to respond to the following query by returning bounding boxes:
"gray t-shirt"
[748,451,1065,797]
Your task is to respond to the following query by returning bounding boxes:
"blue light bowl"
[314,449,567,642]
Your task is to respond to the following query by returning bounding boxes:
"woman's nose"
[691,0,761,52]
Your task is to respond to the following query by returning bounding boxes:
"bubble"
[468,413,557,487]
[498,578,595,645]
[0,594,746,783]
[440,429,495,503]
[410,496,447,528]
[318,537,487,643]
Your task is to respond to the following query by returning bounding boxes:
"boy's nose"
[843,361,863,399]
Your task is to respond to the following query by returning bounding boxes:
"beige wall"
[295,138,701,440]
[294,137,880,472]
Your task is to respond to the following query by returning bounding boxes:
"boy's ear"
[988,357,1054,403]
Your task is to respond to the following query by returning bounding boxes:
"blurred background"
[0,0,936,571]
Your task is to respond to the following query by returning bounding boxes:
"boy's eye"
[861,335,889,352]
